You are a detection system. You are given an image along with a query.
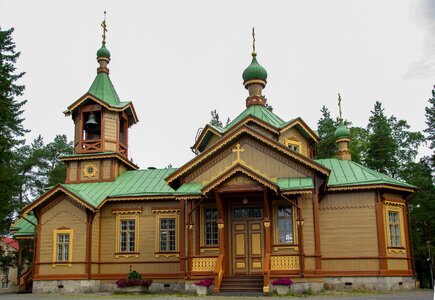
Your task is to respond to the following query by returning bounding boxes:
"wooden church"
[11,23,417,294]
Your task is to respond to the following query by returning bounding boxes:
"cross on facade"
[232,143,245,161]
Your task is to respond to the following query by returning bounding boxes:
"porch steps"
[218,275,263,295]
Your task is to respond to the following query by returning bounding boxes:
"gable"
[181,136,315,188]
[167,124,329,188]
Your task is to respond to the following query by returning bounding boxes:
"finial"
[252,27,256,55]
[101,11,107,44]
[338,93,343,121]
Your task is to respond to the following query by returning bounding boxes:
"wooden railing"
[263,252,271,294]
[81,139,101,152]
[19,268,33,291]
[213,253,224,293]
[119,143,128,158]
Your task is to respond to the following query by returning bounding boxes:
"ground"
[0,289,433,300]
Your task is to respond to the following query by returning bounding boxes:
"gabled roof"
[65,73,139,125]
[1,237,19,250]
[192,106,320,153]
[10,215,36,238]
[315,158,416,192]
[168,123,331,188]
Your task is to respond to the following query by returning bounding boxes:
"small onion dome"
[242,53,268,83]
[97,43,111,59]
[334,121,351,139]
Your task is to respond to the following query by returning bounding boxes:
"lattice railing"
[191,257,218,272]
[271,255,300,270]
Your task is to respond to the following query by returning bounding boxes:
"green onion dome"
[242,53,268,82]
[97,43,111,59]
[334,121,351,139]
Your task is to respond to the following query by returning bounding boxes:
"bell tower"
[61,13,139,184]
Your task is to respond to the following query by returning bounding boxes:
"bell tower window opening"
[119,113,128,157]
[82,111,101,142]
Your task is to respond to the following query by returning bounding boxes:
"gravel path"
[0,289,432,300]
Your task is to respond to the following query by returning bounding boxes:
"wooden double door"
[231,206,264,275]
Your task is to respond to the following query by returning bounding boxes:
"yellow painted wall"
[79,160,100,182]
[203,134,221,151]
[279,128,310,157]
[319,192,378,259]
[387,259,408,271]
[104,111,118,142]
[322,259,379,271]
[103,160,112,180]
[68,161,78,182]
[301,193,315,256]
[99,201,180,275]
[39,195,87,275]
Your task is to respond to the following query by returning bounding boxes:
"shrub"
[115,266,152,288]
[271,278,293,286]
[194,279,213,287]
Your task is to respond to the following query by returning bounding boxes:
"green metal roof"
[277,177,313,191]
[225,105,286,130]
[315,158,415,189]
[174,182,203,195]
[88,72,130,108]
[62,168,178,207]
[11,215,36,237]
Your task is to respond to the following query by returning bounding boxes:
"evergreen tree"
[365,101,398,177]
[44,134,73,186]
[316,106,337,158]
[424,86,435,165]
[210,110,223,127]
[348,126,368,164]
[0,28,27,232]
[264,103,273,112]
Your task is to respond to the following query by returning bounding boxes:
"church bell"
[85,112,98,127]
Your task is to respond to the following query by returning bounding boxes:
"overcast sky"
[0,0,433,169]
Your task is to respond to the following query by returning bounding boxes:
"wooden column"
[215,192,225,254]
[297,195,305,276]
[263,189,271,256]
[375,191,387,274]
[34,212,41,276]
[187,200,193,276]
[179,199,186,275]
[85,211,95,279]
[312,182,322,273]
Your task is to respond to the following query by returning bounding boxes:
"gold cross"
[101,11,107,44]
[232,143,245,161]
[252,27,256,54]
[338,92,343,121]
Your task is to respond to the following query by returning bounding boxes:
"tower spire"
[242,28,268,107]
[334,93,351,160]
[96,11,111,74]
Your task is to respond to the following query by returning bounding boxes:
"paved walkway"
[0,290,433,300]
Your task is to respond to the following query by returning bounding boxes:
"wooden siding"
[102,160,112,180]
[319,192,378,259]
[38,195,87,275]
[387,259,408,270]
[74,114,81,153]
[203,134,221,151]
[92,211,100,261]
[322,259,379,271]
[301,193,315,256]
[279,128,310,157]
[69,161,78,182]
[248,123,276,139]
[103,111,118,142]
[187,137,312,184]
[98,201,180,275]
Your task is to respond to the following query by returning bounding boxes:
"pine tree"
[210,110,223,127]
[0,28,27,232]
[316,106,337,158]
[424,86,435,165]
[365,101,398,177]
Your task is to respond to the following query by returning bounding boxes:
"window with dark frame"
[277,204,293,244]
[160,218,176,251]
[204,207,218,246]
[120,220,135,252]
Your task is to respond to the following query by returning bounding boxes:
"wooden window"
[277,205,294,244]
[204,207,218,246]
[154,210,179,256]
[383,201,406,253]
[113,210,141,258]
[160,218,176,251]
[52,228,74,266]
[388,211,401,247]
[120,220,136,252]
[284,138,302,154]
[273,202,297,247]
